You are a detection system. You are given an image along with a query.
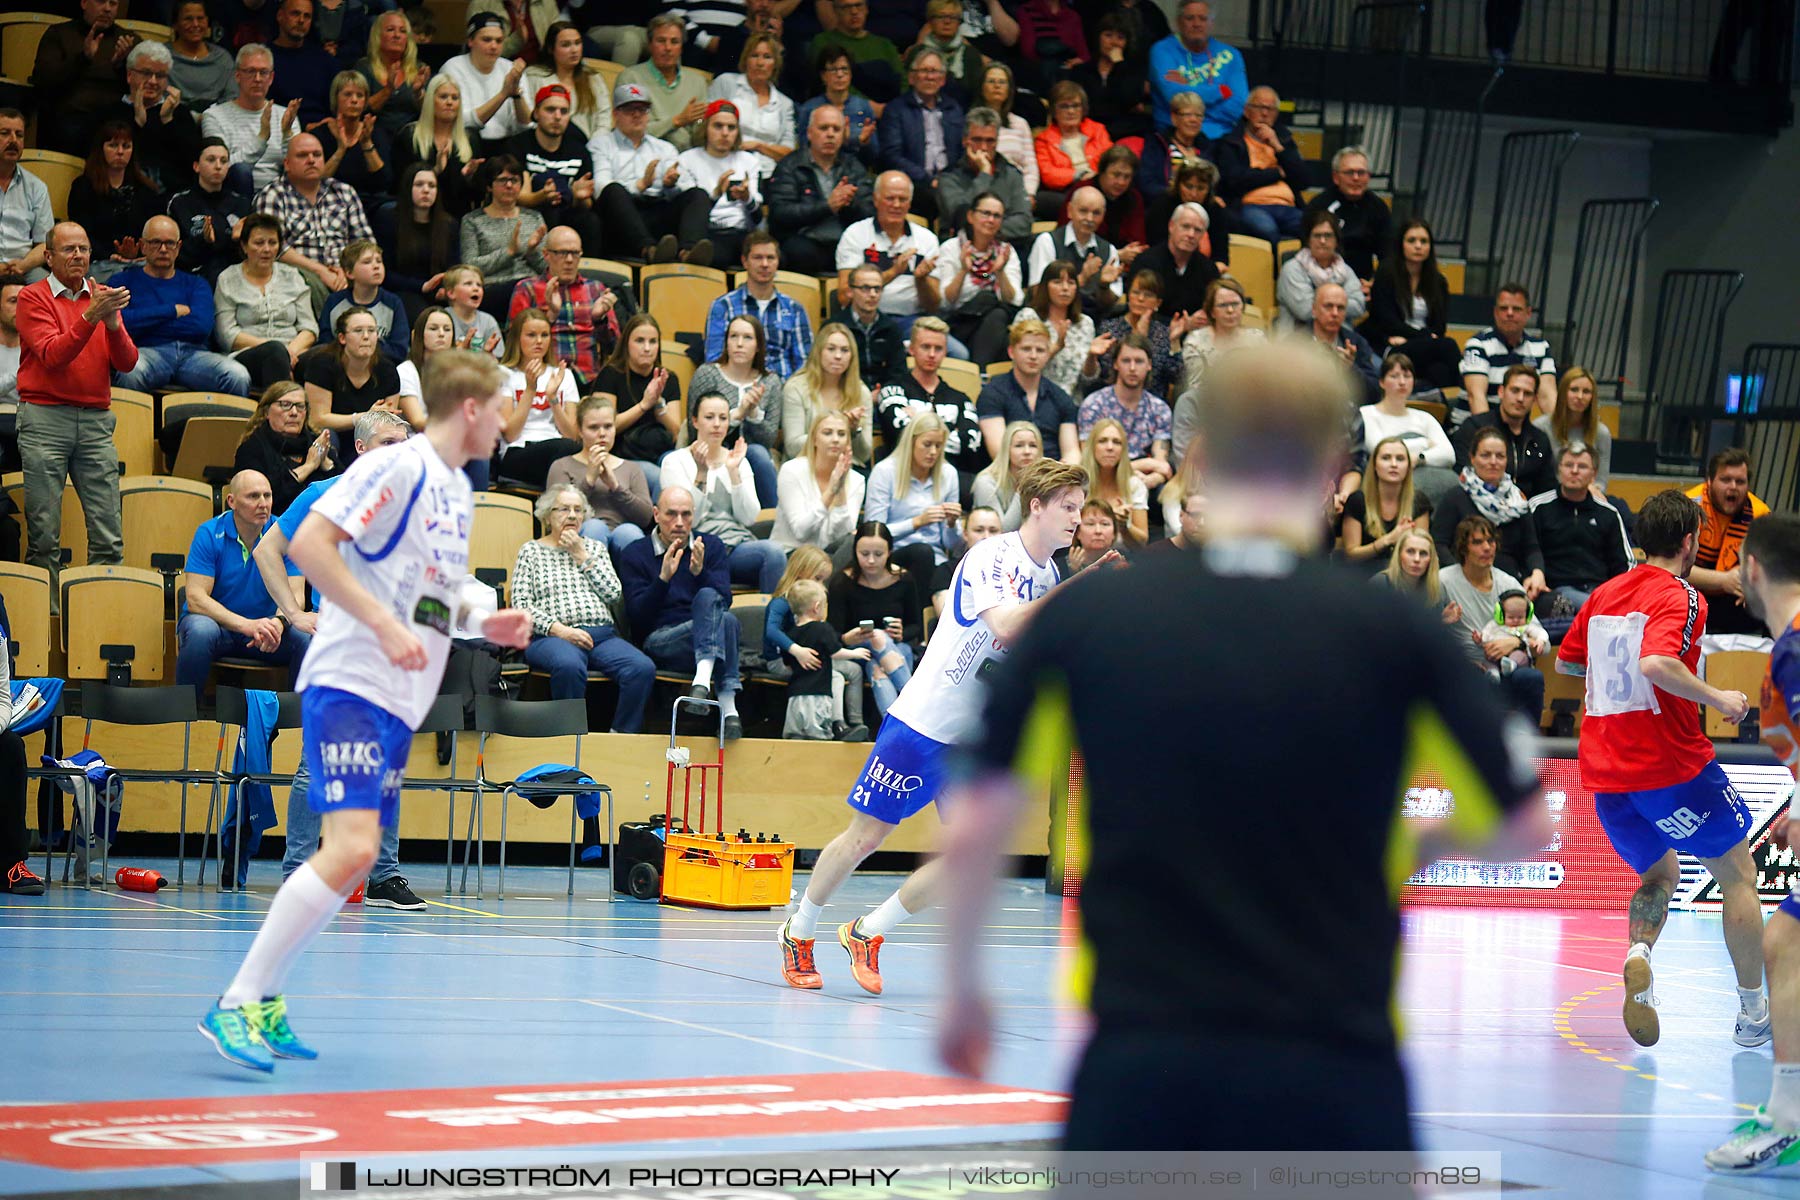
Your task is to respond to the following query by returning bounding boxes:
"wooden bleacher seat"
[110,387,156,477]
[640,271,728,342]
[0,562,53,677]
[1447,324,1481,353]
[0,15,59,86]
[1537,650,1584,734]
[585,59,625,94]
[659,347,696,421]
[985,361,1012,380]
[470,493,534,582]
[1606,476,1694,512]
[936,358,982,399]
[1226,234,1277,317]
[421,0,466,43]
[1599,402,1621,437]
[1704,650,1770,740]
[114,19,172,40]
[20,150,81,222]
[169,415,249,483]
[120,475,214,573]
[2,474,87,568]
[773,270,825,327]
[1440,258,1467,295]
[1241,303,1270,331]
[61,564,165,682]
[1407,397,1449,425]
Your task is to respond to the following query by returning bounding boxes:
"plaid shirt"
[704,286,814,380]
[510,537,622,635]
[252,177,373,271]
[508,274,621,385]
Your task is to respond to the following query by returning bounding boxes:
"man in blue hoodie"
[114,215,253,396]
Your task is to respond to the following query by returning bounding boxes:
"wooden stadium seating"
[120,475,214,573]
[585,58,624,95]
[110,388,156,477]
[421,0,466,43]
[1031,220,1057,236]
[61,564,165,682]
[1441,258,1467,295]
[659,347,695,423]
[1537,650,1585,733]
[985,362,1012,380]
[0,15,59,86]
[1447,324,1481,352]
[1606,475,1695,512]
[1599,402,1621,437]
[1407,397,1449,425]
[114,19,173,40]
[2,475,87,568]
[20,150,81,222]
[640,270,727,342]
[1226,234,1277,316]
[906,213,929,229]
[1292,128,1324,160]
[469,492,534,582]
[169,416,249,483]
[936,358,982,399]
[0,562,53,677]
[1241,303,1270,331]
[773,270,825,327]
[1704,650,1770,739]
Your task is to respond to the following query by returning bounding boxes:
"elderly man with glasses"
[878,48,966,220]
[1302,146,1391,281]
[202,44,301,193]
[98,41,205,194]
[506,225,622,391]
[113,215,252,396]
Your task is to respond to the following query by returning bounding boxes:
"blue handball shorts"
[300,686,414,829]
[844,717,953,825]
[1594,760,1751,873]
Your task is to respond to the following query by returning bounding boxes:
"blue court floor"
[0,861,1794,1197]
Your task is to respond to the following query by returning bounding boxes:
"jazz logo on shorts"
[320,741,384,776]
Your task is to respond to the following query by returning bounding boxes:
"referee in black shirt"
[938,341,1549,1151]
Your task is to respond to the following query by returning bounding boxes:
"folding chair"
[469,493,534,581]
[110,388,157,478]
[120,475,215,572]
[0,562,52,677]
[203,686,302,888]
[411,693,477,895]
[77,681,209,887]
[469,696,607,900]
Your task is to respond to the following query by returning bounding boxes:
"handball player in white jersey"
[198,350,532,1072]
[778,459,1105,994]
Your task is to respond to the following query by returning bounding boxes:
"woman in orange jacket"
[1033,81,1114,195]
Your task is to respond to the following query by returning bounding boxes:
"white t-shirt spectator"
[707,74,796,177]
[933,234,1023,314]
[502,365,581,449]
[440,54,525,142]
[1359,404,1455,467]
[771,455,865,551]
[836,218,942,316]
[676,147,764,232]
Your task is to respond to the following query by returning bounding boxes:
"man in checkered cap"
[585,81,715,265]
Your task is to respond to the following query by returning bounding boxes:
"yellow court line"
[1552,983,1761,1113]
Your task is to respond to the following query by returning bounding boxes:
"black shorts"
[1063,1028,1414,1152]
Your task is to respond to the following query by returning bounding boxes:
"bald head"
[874,170,914,230]
[655,485,696,544]
[545,225,582,280]
[807,103,846,160]
[142,214,180,274]
[1313,282,1349,335]
[227,469,274,528]
[1069,185,1105,237]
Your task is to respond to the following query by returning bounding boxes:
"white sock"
[692,658,715,691]
[1770,1062,1800,1126]
[860,891,915,937]
[1740,985,1769,1020]
[789,895,823,939]
[220,863,347,1007]
[719,691,739,718]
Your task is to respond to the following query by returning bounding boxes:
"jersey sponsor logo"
[864,754,923,796]
[320,741,385,775]
[1655,806,1706,840]
[944,626,991,686]
[358,485,395,529]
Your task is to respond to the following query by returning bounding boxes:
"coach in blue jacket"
[114,215,253,396]
[615,485,744,741]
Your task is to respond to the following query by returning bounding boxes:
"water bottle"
[115,867,166,892]
[348,881,365,903]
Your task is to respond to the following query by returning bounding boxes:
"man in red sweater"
[16,222,136,596]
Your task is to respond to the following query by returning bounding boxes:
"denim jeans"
[522,625,656,731]
[280,759,401,884]
[744,442,779,508]
[642,586,740,693]
[175,613,311,689]
[864,639,914,714]
[1237,203,1305,244]
[115,342,252,396]
[578,519,648,555]
[729,538,789,592]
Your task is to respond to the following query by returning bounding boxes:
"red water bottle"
[115,867,166,892]
[348,882,365,903]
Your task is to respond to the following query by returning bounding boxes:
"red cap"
[533,83,571,109]
[704,99,740,122]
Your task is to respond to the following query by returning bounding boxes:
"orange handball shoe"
[778,918,822,989]
[838,918,884,995]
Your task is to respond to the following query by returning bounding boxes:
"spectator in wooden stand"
[1086,269,1188,402]
[1026,185,1123,319]
[1361,217,1462,394]
[934,192,1023,367]
[1034,82,1113,209]
[393,75,482,219]
[976,63,1040,200]
[1094,144,1149,256]
[1686,447,1773,635]
[104,42,204,196]
[1432,426,1548,603]
[266,0,341,126]
[835,171,945,341]
[214,212,319,389]
[587,82,717,267]
[1148,0,1246,138]
[1292,282,1379,403]
[170,0,242,117]
[201,45,297,196]
[839,264,907,391]
[1278,210,1364,333]
[0,112,52,284]
[1077,331,1173,494]
[1135,90,1208,207]
[619,14,711,153]
[115,215,254,397]
[1453,363,1556,501]
[1070,12,1152,142]
[521,22,613,143]
[917,0,988,103]
[15,223,136,594]
[495,307,581,488]
[254,133,375,302]
[67,122,165,284]
[971,423,1041,532]
[879,48,966,220]
[1528,443,1631,630]
[503,85,603,258]
[767,105,875,276]
[798,46,881,168]
[303,306,404,467]
[545,394,655,554]
[977,318,1080,463]
[708,31,798,179]
[1303,147,1390,282]
[170,139,254,284]
[311,71,392,201]
[1358,352,1457,504]
[458,156,549,322]
[773,410,866,555]
[1132,201,1218,321]
[937,108,1033,243]
[1013,260,1097,399]
[676,101,766,270]
[808,0,906,104]
[783,322,876,465]
[1533,366,1612,492]
[505,225,621,391]
[705,232,815,381]
[591,313,681,494]
[440,13,531,148]
[356,8,431,141]
[30,0,137,156]
[873,316,985,483]
[1459,282,1558,422]
[1215,85,1306,246]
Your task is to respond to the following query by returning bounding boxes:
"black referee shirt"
[971,539,1537,1055]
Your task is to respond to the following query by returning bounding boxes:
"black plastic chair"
[470,696,608,900]
[203,687,303,889]
[78,682,210,887]
[409,693,477,895]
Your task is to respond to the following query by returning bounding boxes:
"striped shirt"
[1686,482,1771,573]
[1458,326,1557,389]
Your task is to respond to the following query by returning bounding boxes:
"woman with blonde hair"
[1081,417,1148,547]
[1342,435,1433,570]
[1374,528,1462,625]
[773,411,866,554]
[1534,365,1611,491]
[397,74,480,215]
[972,421,1043,531]
[783,323,874,464]
[357,8,428,139]
[865,409,962,579]
[708,32,796,177]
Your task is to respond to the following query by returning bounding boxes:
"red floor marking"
[0,1071,1069,1170]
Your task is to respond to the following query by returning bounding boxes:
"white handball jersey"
[886,531,1060,745]
[295,436,474,729]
